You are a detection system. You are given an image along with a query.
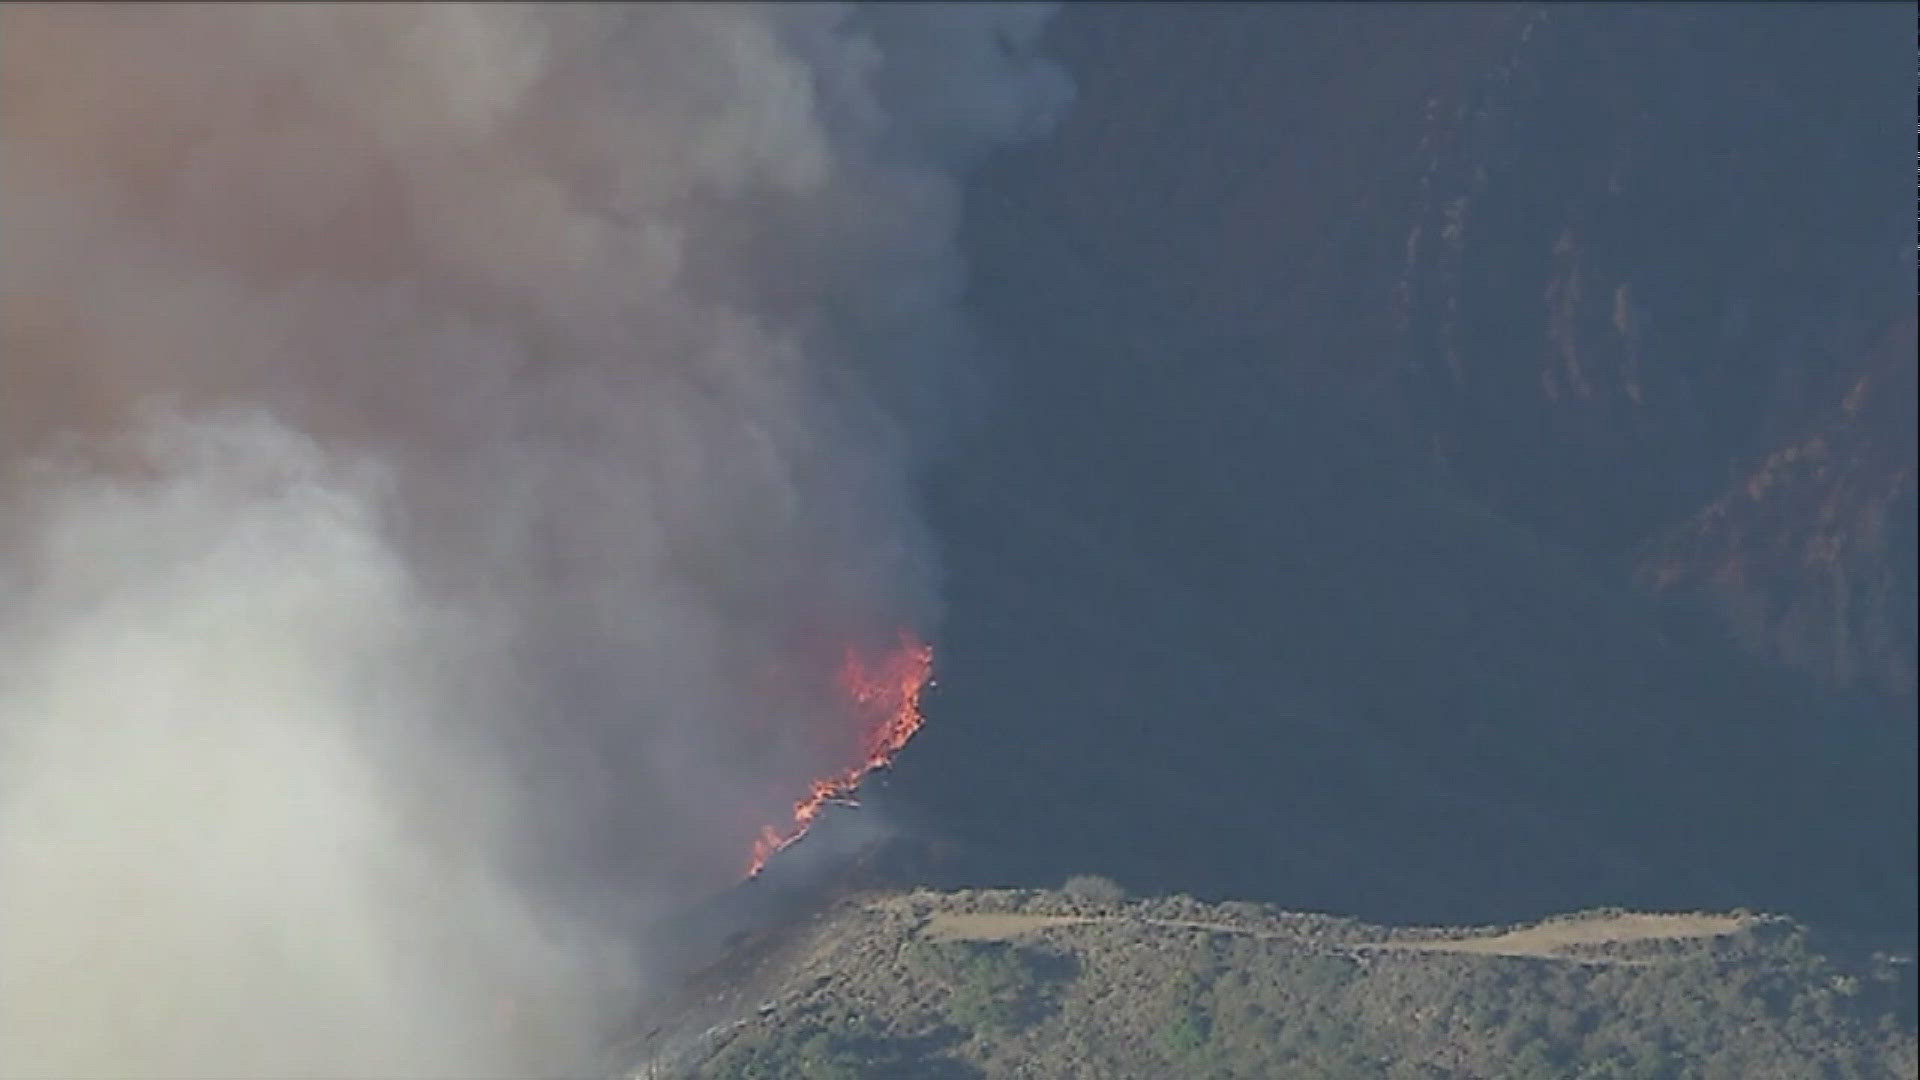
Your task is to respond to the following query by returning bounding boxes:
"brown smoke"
[0,5,1068,1075]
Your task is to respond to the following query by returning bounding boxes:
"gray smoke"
[0,5,1069,1076]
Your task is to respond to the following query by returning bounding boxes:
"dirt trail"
[918,911,1311,944]
[1368,912,1753,959]
[915,908,1755,965]
[919,912,1092,941]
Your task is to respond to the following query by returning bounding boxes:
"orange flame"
[746,634,933,877]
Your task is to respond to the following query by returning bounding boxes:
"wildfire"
[746,634,933,877]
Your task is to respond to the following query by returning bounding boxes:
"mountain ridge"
[612,881,1917,1079]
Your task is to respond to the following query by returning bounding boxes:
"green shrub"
[914,940,1049,1035]
[1160,1006,1211,1056]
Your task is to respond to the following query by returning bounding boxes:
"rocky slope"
[968,2,1915,704]
[1383,5,1915,700]
[1637,319,1917,702]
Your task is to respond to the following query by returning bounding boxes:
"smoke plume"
[0,4,1069,1076]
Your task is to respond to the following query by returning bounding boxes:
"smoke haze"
[0,5,1068,1075]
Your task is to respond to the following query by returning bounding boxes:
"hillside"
[892,0,1916,935]
[612,886,1917,1080]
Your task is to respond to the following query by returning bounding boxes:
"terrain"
[615,6,1917,1075]
[613,884,1917,1079]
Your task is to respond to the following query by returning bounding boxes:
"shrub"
[1160,1007,1211,1056]
[1062,874,1128,903]
[913,940,1049,1035]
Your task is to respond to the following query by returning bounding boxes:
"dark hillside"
[885,3,1915,930]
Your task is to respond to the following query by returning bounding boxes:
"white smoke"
[1,414,610,1077]
[0,4,1068,1075]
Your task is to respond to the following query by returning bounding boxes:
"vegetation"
[905,940,1052,1035]
[668,889,1916,1080]
[697,1015,916,1080]
[1060,874,1128,903]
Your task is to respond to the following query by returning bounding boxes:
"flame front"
[746,634,933,877]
